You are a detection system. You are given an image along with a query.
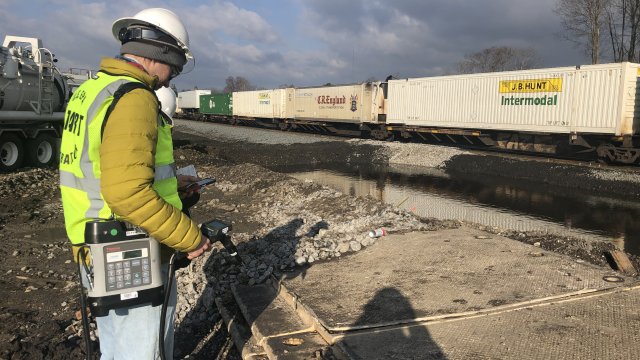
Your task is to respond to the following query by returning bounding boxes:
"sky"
[0,0,588,91]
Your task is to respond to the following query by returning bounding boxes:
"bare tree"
[606,0,640,61]
[455,46,542,74]
[223,76,256,93]
[556,0,610,64]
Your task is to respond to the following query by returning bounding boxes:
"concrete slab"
[280,227,632,331]
[336,286,640,360]
[233,284,314,340]
[231,283,336,359]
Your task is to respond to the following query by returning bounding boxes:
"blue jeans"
[82,264,177,359]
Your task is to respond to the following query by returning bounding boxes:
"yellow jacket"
[99,58,201,252]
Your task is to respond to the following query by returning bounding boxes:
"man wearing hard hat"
[59,8,211,358]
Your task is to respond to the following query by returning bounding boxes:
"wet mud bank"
[443,153,640,199]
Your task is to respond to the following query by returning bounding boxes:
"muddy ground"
[0,124,637,360]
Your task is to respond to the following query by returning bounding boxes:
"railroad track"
[178,118,640,174]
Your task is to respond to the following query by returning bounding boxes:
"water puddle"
[274,163,640,257]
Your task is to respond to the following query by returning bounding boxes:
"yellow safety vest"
[59,72,180,245]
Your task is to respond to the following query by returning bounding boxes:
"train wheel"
[387,132,396,141]
[27,133,57,167]
[596,143,616,164]
[0,133,25,172]
[278,122,290,131]
[370,127,391,141]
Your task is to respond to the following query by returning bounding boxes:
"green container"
[199,93,232,116]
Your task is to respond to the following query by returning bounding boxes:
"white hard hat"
[156,87,177,119]
[112,8,192,60]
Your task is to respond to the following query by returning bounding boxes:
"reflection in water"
[275,163,640,257]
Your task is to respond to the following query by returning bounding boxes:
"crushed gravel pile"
[0,167,58,200]
[351,139,473,168]
[587,167,640,184]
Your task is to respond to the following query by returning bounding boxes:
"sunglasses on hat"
[118,26,180,49]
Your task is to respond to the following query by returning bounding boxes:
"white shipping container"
[387,62,640,136]
[177,90,211,109]
[292,83,384,123]
[274,88,294,119]
[233,89,291,118]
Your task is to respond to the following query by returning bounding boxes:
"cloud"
[297,0,585,81]
[0,0,587,90]
[173,1,282,89]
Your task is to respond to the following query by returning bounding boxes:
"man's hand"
[187,235,212,260]
[177,175,200,199]
[177,174,198,189]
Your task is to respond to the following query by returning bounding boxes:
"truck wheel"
[27,133,57,167]
[0,133,25,172]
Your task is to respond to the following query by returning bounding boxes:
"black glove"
[173,251,192,270]
[181,192,200,215]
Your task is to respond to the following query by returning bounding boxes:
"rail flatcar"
[385,62,640,163]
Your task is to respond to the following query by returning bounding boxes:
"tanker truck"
[0,35,71,172]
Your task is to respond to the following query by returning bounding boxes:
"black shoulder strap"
[100,82,158,139]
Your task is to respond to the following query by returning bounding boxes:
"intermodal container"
[177,90,211,110]
[387,62,640,136]
[232,89,292,118]
[200,93,232,116]
[291,82,384,123]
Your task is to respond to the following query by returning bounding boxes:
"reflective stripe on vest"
[60,72,179,244]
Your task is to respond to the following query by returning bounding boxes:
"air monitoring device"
[81,220,164,317]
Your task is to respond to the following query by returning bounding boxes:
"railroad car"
[199,93,232,121]
[232,89,291,120]
[286,83,385,136]
[228,83,386,136]
[385,62,640,163]
[177,89,211,119]
[290,83,384,123]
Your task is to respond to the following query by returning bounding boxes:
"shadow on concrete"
[336,287,447,360]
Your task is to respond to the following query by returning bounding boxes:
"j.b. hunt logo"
[499,77,562,106]
[258,92,270,105]
[499,78,562,93]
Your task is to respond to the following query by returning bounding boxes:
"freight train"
[178,62,640,164]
